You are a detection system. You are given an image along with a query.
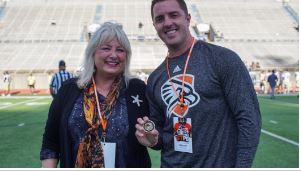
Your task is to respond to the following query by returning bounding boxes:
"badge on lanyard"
[92,78,117,167]
[101,141,116,168]
[173,117,193,153]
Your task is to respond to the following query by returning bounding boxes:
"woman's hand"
[42,159,58,168]
[135,116,159,147]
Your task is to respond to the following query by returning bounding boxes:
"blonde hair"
[77,22,132,88]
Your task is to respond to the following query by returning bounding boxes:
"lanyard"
[166,38,196,107]
[92,77,108,141]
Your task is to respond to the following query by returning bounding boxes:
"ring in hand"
[143,120,155,132]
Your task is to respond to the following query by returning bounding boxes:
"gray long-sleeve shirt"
[146,40,261,168]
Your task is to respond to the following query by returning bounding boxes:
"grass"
[0,97,51,168]
[0,95,298,168]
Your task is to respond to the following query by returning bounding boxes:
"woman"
[40,22,151,168]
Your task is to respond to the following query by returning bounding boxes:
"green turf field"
[0,95,298,168]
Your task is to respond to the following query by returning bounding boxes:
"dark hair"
[151,0,188,19]
[59,60,66,67]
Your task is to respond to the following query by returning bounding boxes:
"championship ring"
[143,120,155,132]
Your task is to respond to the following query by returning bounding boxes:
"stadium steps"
[282,2,299,24]
[0,3,6,20]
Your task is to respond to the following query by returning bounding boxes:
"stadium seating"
[0,0,298,89]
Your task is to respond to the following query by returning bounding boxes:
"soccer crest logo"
[161,74,200,118]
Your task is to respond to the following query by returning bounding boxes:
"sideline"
[261,129,299,146]
[0,97,49,110]
[0,96,51,99]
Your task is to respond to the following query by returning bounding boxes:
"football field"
[0,95,298,168]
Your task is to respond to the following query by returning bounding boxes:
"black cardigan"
[41,78,151,168]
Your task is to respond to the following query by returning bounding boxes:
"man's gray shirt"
[146,40,261,168]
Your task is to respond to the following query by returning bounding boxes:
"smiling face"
[152,0,191,50]
[94,38,127,78]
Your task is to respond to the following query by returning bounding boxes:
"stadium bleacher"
[0,0,298,91]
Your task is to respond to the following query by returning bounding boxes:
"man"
[49,60,73,98]
[3,71,11,96]
[267,70,278,99]
[27,73,36,95]
[135,0,261,168]
[283,69,291,94]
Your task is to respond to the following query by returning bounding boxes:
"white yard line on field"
[0,98,47,110]
[261,129,299,146]
[269,120,278,124]
[0,96,51,99]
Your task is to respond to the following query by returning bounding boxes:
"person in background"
[40,22,151,168]
[135,0,261,168]
[49,60,73,98]
[3,71,12,96]
[27,73,36,95]
[277,71,284,94]
[283,69,291,94]
[267,70,278,99]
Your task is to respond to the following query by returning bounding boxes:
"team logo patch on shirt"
[161,74,200,118]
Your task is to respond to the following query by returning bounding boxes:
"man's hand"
[135,116,159,147]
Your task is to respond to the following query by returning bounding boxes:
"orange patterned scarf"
[75,76,121,168]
